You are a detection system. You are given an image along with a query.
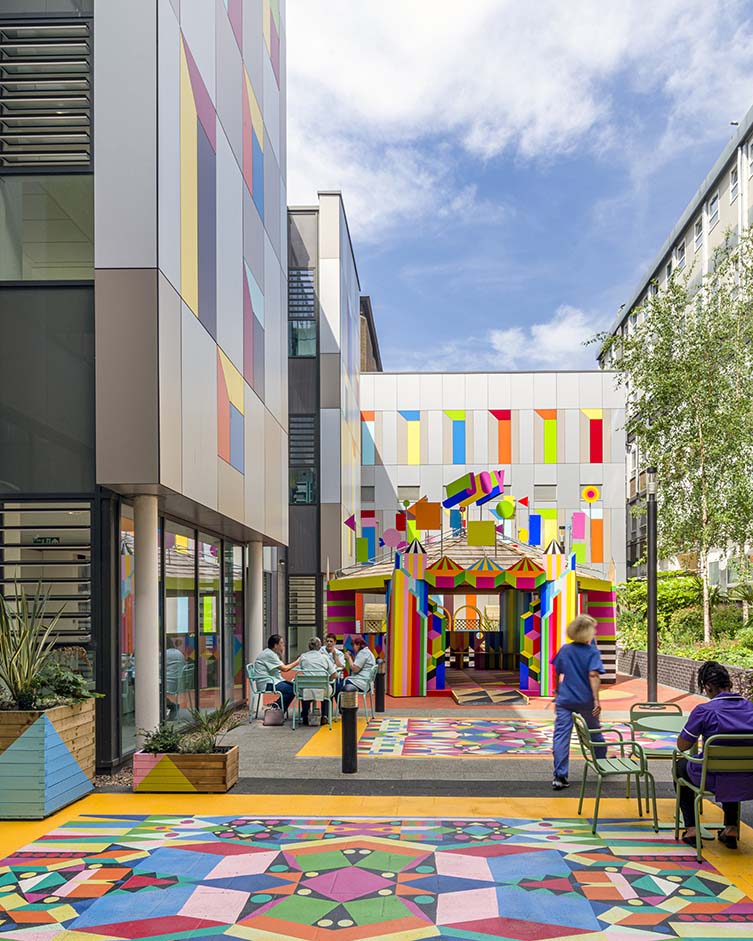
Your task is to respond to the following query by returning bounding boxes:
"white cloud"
[286,0,753,241]
[385,304,603,372]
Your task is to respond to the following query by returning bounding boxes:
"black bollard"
[375,658,386,713]
[340,690,358,774]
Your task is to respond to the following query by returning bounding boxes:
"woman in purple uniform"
[675,661,753,848]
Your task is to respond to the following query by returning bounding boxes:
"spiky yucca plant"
[179,700,245,753]
[0,585,63,710]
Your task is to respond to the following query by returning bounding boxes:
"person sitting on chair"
[298,637,337,726]
[324,633,346,696]
[165,636,185,720]
[675,661,753,849]
[254,635,299,715]
[343,635,375,693]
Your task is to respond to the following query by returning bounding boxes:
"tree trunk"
[700,549,712,643]
[743,598,750,625]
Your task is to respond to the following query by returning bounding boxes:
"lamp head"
[646,466,658,496]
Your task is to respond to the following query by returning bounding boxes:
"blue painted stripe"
[452,420,466,464]
[361,422,375,465]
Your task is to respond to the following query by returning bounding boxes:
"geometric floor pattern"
[357,717,678,758]
[1,814,751,940]
[451,687,529,705]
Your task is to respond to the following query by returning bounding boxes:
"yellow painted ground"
[295,716,369,756]
[1,793,752,899]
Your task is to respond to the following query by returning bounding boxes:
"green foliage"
[140,701,244,755]
[616,609,646,651]
[179,700,244,753]
[599,230,753,639]
[617,571,702,631]
[140,723,182,754]
[0,585,64,710]
[34,662,100,703]
[668,606,704,646]
[711,603,745,638]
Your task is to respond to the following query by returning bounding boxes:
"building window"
[289,415,317,505]
[749,142,753,178]
[730,165,739,202]
[534,484,557,502]
[665,259,672,281]
[649,281,659,297]
[288,575,317,658]
[288,268,316,357]
[709,191,720,229]
[164,522,197,715]
[361,485,375,503]
[397,486,420,502]
[675,240,686,270]
[694,217,703,251]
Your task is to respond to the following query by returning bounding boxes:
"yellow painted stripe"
[219,349,245,413]
[295,717,369,757]
[244,70,264,148]
[581,408,603,420]
[407,421,420,465]
[179,42,198,316]
[577,575,614,591]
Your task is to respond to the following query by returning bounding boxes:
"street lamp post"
[646,467,658,701]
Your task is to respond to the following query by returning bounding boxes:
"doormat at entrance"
[1,813,750,940]
[451,686,529,705]
[357,717,677,758]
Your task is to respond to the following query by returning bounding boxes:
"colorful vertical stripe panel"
[536,409,558,464]
[582,408,604,463]
[361,411,375,465]
[490,408,512,463]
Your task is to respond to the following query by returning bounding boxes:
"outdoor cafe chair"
[292,673,334,730]
[574,713,659,835]
[628,702,684,758]
[245,663,284,721]
[672,733,753,862]
[338,664,378,719]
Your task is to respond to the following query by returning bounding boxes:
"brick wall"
[618,647,752,695]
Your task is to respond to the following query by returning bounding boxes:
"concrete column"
[134,494,160,743]
[247,541,264,664]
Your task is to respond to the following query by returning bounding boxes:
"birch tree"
[598,229,753,642]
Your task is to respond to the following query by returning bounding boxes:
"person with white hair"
[298,636,336,726]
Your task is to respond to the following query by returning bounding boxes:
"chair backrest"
[178,662,195,692]
[294,673,332,694]
[701,734,753,777]
[630,702,683,723]
[246,663,256,682]
[572,713,598,762]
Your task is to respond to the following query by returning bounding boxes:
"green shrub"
[140,724,182,754]
[712,604,745,638]
[616,610,646,651]
[35,662,97,703]
[737,626,753,649]
[667,606,704,646]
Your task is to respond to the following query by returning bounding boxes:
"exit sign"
[33,536,60,546]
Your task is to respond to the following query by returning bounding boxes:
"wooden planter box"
[0,699,95,819]
[133,744,239,793]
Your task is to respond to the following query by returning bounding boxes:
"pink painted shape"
[436,886,498,926]
[206,850,278,879]
[478,471,492,494]
[227,0,243,48]
[435,851,493,882]
[572,511,587,540]
[182,36,216,151]
[179,885,249,924]
[132,753,161,787]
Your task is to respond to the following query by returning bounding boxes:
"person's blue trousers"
[553,701,606,779]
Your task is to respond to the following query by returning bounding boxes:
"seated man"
[298,637,337,726]
[254,634,299,716]
[343,635,376,694]
[675,661,753,848]
[324,633,346,696]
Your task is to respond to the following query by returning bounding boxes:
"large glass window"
[119,505,135,754]
[288,267,316,357]
[223,544,245,704]
[0,176,93,280]
[198,534,221,711]
[164,523,196,719]
[0,285,94,494]
[288,320,317,356]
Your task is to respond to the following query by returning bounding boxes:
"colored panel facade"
[94,1,288,546]
[360,372,626,580]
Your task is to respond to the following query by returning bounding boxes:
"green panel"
[543,418,557,463]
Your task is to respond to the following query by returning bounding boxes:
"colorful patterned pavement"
[2,801,753,941]
[298,717,677,759]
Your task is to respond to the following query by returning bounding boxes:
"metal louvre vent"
[288,268,315,318]
[0,20,92,170]
[289,414,316,465]
[288,575,316,625]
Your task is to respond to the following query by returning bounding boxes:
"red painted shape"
[590,418,603,463]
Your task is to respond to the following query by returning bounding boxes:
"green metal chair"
[629,701,683,759]
[574,713,658,835]
[672,734,753,862]
[339,664,377,718]
[292,673,334,731]
[245,663,285,721]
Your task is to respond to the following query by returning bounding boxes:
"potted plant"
[133,700,243,793]
[0,586,98,819]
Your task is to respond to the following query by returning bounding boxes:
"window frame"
[730,164,739,203]
[675,240,686,270]
[694,217,703,252]
[708,190,720,229]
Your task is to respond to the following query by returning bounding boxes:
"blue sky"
[286,1,753,371]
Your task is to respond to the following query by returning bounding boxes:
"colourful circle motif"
[582,485,601,503]
[496,499,515,519]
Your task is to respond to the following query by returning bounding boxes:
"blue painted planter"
[0,700,95,819]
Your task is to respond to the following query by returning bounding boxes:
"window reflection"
[198,534,221,711]
[164,523,196,719]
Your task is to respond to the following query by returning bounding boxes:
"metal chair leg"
[578,765,588,815]
[635,774,643,817]
[694,794,703,862]
[648,775,658,832]
[674,787,682,840]
[592,775,603,834]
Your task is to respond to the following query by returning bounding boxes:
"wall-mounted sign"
[32,536,60,546]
